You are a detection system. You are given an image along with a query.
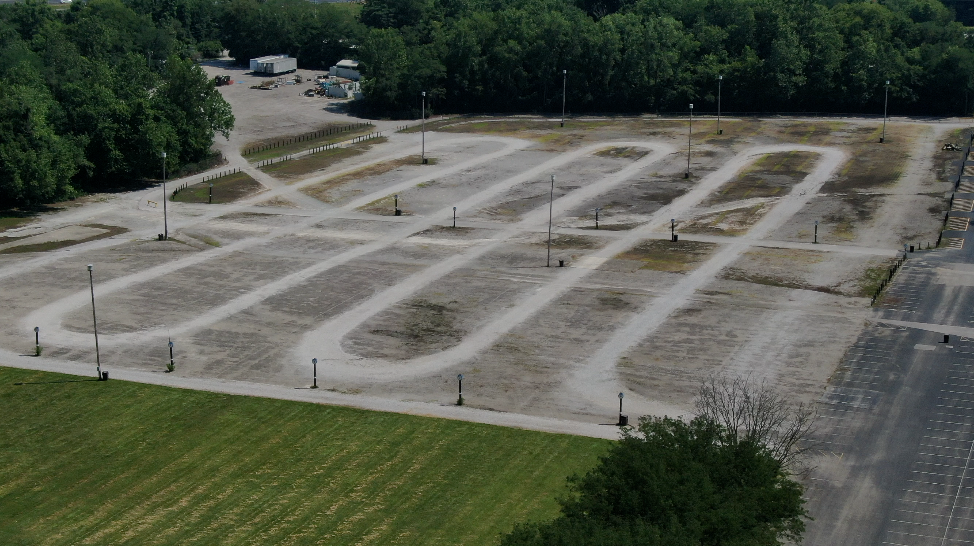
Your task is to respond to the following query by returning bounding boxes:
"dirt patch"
[825,193,882,241]
[302,155,422,203]
[703,151,817,206]
[255,196,299,208]
[532,234,603,250]
[616,239,718,273]
[261,139,387,180]
[681,203,769,236]
[368,298,464,355]
[595,146,650,160]
[0,224,128,254]
[721,268,841,295]
[172,172,264,204]
[823,124,919,193]
[931,129,968,184]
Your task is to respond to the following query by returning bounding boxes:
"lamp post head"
[209,183,213,188]
[618,392,624,399]
[689,103,693,109]
[34,326,39,333]
[458,373,464,381]
[162,151,166,159]
[394,194,398,199]
[312,358,317,365]
[596,207,601,213]
[87,264,93,272]
[551,174,555,182]
[422,91,426,97]
[815,220,819,226]
[719,74,723,81]
[886,80,890,85]
[453,206,457,211]
[169,341,174,348]
[563,69,567,75]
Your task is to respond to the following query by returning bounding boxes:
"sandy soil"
[0,75,965,433]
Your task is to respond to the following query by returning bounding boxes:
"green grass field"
[0,367,609,546]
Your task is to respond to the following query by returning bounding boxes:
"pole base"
[684,172,690,179]
[310,385,318,389]
[718,129,723,135]
[879,137,884,143]
[422,158,428,165]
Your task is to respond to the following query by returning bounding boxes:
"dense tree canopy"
[0,0,234,209]
[500,416,808,546]
[353,0,974,117]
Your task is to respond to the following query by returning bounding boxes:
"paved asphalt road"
[803,137,974,545]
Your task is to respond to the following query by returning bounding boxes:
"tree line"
[0,0,234,209]
[355,0,974,117]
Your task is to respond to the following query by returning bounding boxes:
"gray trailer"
[250,55,297,75]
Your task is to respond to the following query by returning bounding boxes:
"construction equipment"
[213,75,231,86]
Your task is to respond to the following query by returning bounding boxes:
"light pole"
[394,194,401,216]
[457,373,464,405]
[618,392,624,425]
[87,264,102,380]
[671,218,676,242]
[881,80,890,143]
[717,75,723,135]
[453,206,457,228]
[595,207,601,230]
[208,183,213,204]
[162,151,168,240]
[421,91,427,164]
[33,326,39,356]
[814,220,819,244]
[561,69,567,128]
[547,174,555,267]
[312,358,318,388]
[686,103,693,178]
[168,338,174,372]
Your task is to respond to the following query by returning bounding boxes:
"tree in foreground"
[500,385,810,545]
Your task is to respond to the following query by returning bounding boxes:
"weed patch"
[171,172,263,204]
[617,239,718,272]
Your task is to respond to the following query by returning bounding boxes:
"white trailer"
[250,55,297,75]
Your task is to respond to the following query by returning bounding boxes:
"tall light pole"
[717,75,723,135]
[881,80,890,143]
[162,151,168,240]
[595,207,601,229]
[457,373,464,405]
[312,358,318,388]
[547,174,555,267]
[685,103,693,178]
[618,392,625,425]
[814,220,819,244]
[561,69,567,128]
[421,91,427,164]
[87,264,102,380]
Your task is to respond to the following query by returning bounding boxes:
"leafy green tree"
[155,55,234,165]
[499,416,807,546]
[0,63,84,208]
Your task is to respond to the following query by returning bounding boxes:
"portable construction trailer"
[250,55,297,75]
[329,60,360,81]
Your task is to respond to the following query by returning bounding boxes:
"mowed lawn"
[0,367,610,546]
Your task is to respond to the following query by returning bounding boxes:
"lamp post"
[208,183,213,204]
[881,80,890,143]
[671,218,676,242]
[162,151,168,240]
[312,358,318,388]
[618,392,624,425]
[394,194,400,216]
[814,220,819,244]
[457,373,464,405]
[595,207,601,230]
[168,338,174,371]
[717,75,723,135]
[421,91,427,164]
[87,264,102,380]
[561,69,567,128]
[33,326,39,356]
[547,174,555,267]
[453,206,457,228]
[686,104,693,178]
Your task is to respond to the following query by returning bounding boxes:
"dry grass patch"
[932,128,968,184]
[534,234,603,250]
[171,172,263,204]
[595,146,650,160]
[616,239,718,272]
[0,224,128,254]
[302,155,422,203]
[704,151,818,206]
[824,124,920,193]
[369,298,464,351]
[721,268,839,295]
[254,196,299,208]
[261,139,387,180]
[681,204,768,236]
